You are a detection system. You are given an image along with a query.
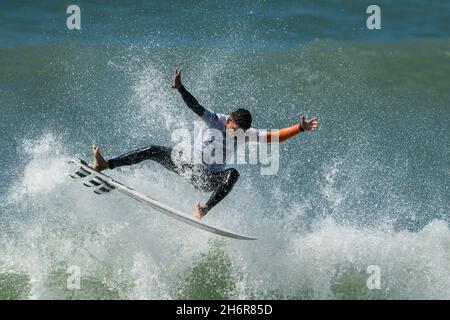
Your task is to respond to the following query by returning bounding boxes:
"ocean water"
[0,0,449,299]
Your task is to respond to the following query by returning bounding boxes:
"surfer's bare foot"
[92,145,109,171]
[194,202,209,219]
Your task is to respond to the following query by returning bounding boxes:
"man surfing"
[92,68,319,219]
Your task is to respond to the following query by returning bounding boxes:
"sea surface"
[0,0,449,299]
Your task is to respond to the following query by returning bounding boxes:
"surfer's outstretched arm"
[178,85,206,117]
[171,68,205,117]
[172,68,223,128]
[259,116,319,143]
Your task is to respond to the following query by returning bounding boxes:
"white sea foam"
[1,134,450,299]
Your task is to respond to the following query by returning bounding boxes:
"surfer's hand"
[171,68,182,89]
[300,116,319,132]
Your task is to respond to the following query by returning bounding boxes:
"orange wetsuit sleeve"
[259,123,304,143]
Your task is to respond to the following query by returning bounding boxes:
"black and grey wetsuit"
[107,85,257,213]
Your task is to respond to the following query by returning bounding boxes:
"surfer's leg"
[194,168,240,218]
[107,145,179,173]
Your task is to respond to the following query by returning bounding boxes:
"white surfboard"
[69,158,257,240]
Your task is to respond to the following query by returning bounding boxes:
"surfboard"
[68,158,257,240]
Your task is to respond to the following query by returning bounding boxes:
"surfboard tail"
[69,160,116,195]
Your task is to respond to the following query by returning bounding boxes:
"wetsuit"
[107,85,242,212]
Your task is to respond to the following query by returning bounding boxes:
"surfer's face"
[226,118,240,131]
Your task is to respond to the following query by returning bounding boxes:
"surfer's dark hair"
[230,108,252,130]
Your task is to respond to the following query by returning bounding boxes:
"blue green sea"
[0,0,449,299]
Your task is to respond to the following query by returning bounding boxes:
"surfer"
[92,68,319,219]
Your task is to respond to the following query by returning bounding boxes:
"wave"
[1,38,449,299]
[1,133,449,299]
